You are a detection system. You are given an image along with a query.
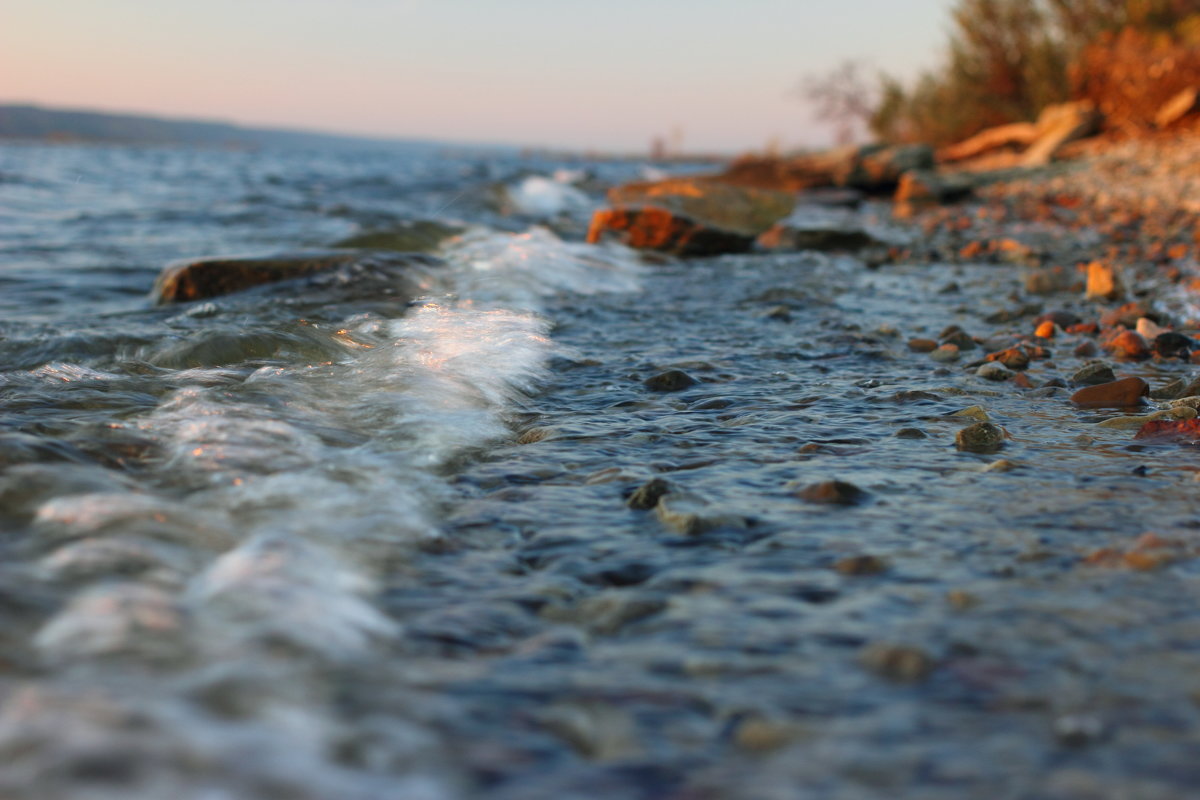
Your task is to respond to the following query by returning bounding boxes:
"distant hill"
[0,104,460,152]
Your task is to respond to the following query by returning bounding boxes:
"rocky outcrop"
[153,250,438,304]
[716,144,932,194]
[587,178,795,256]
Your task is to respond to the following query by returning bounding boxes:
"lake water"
[3,141,1200,799]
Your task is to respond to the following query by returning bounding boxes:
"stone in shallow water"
[860,642,935,682]
[626,478,673,510]
[1070,377,1149,408]
[1071,361,1115,386]
[331,219,462,252]
[955,422,1005,453]
[643,370,698,392]
[153,250,438,304]
[586,207,755,257]
[796,480,867,506]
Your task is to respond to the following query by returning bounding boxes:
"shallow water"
[2,142,1200,799]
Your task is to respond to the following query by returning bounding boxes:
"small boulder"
[1070,376,1149,408]
[1104,330,1151,360]
[976,362,1013,382]
[955,422,1006,453]
[152,250,432,304]
[586,207,754,256]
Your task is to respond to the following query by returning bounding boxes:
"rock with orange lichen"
[590,178,796,256]
[586,207,755,256]
[1070,376,1149,408]
[985,346,1032,370]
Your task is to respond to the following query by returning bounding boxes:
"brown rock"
[1104,330,1151,360]
[152,251,424,304]
[907,338,938,353]
[986,347,1031,370]
[643,369,698,392]
[1070,376,1149,408]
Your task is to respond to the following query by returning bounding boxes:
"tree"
[802,61,877,145]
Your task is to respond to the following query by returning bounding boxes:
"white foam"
[505,175,593,218]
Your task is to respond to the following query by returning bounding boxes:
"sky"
[3,0,956,153]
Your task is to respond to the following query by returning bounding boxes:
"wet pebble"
[955,422,1006,453]
[976,362,1013,382]
[894,427,928,439]
[931,344,960,363]
[1070,361,1115,386]
[796,480,868,506]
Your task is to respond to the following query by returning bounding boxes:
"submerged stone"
[643,370,698,392]
[627,478,674,510]
[797,480,867,506]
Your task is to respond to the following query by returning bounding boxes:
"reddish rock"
[907,338,938,353]
[1013,373,1036,389]
[798,480,868,506]
[1134,418,1200,443]
[1074,340,1100,358]
[1070,377,1150,408]
[986,347,1031,370]
[1104,330,1151,360]
[586,207,754,256]
[1066,322,1100,335]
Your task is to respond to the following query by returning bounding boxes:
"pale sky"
[3,0,955,152]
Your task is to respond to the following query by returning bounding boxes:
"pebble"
[986,347,1031,370]
[1085,261,1122,300]
[655,493,747,534]
[1070,376,1149,408]
[1070,361,1115,386]
[976,362,1013,381]
[955,422,1006,453]
[643,370,698,392]
[931,344,960,363]
[908,338,938,353]
[939,327,977,350]
[1034,320,1058,338]
[1073,340,1099,358]
[860,643,935,682]
[895,427,928,439]
[950,405,990,422]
